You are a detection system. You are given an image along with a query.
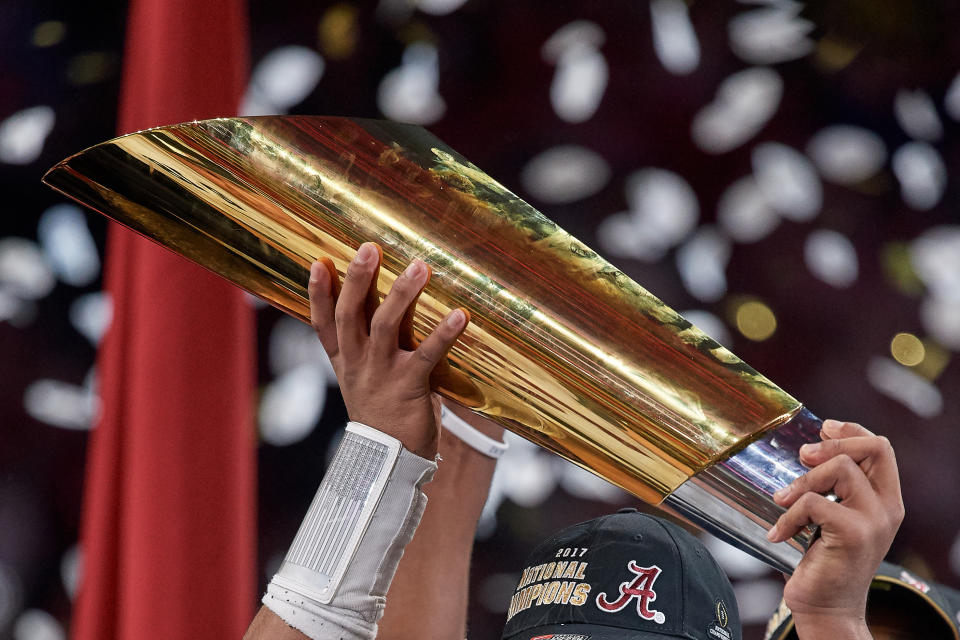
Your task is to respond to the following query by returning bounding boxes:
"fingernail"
[800,442,820,456]
[355,243,377,265]
[309,261,325,284]
[773,485,791,501]
[404,260,427,282]
[822,419,841,434]
[446,309,466,331]
[766,524,780,542]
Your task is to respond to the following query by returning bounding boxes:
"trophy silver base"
[663,408,823,574]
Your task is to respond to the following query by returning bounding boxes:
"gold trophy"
[44,116,824,572]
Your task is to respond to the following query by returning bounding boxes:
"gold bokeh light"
[318,3,359,60]
[735,300,777,342]
[890,332,925,366]
[32,21,66,48]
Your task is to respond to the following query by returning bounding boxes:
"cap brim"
[504,622,691,640]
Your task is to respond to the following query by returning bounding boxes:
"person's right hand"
[307,242,469,459]
[768,420,904,639]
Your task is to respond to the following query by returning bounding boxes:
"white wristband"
[263,421,438,640]
[441,404,509,459]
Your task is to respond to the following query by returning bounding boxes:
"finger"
[369,260,430,358]
[407,308,469,379]
[798,435,901,503]
[819,419,874,440]
[801,435,890,466]
[767,492,849,543]
[308,260,339,357]
[364,243,384,322]
[399,263,432,351]
[773,454,874,508]
[335,243,381,356]
[320,256,341,298]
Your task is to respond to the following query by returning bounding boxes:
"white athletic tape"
[264,421,437,640]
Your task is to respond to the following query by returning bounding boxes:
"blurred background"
[2,0,960,638]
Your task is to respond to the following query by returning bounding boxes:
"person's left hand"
[767,420,904,637]
[308,244,469,459]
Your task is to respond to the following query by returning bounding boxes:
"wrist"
[345,412,439,460]
[792,611,872,640]
[405,433,439,460]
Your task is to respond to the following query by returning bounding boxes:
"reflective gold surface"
[43,116,802,503]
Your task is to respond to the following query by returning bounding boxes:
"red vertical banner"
[71,1,256,638]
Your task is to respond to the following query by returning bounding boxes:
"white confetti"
[415,0,468,15]
[0,238,56,301]
[544,21,608,123]
[60,545,81,601]
[894,89,943,142]
[0,289,24,324]
[377,42,446,125]
[751,142,822,221]
[717,176,780,243]
[945,72,960,122]
[806,125,887,185]
[23,378,96,431]
[0,106,55,165]
[259,364,326,446]
[37,204,100,287]
[625,168,700,248]
[892,142,947,211]
[804,229,858,288]
[520,145,611,204]
[13,609,64,640]
[676,226,731,302]
[692,67,783,154]
[910,226,960,302]
[595,212,668,262]
[728,4,814,65]
[650,0,700,75]
[542,21,605,63]
[269,315,338,383]
[920,298,960,351]
[241,46,324,116]
[69,292,112,345]
[866,357,943,418]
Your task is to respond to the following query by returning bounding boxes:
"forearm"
[246,423,437,640]
[378,402,503,639]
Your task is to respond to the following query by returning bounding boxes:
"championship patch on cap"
[706,599,733,640]
[501,509,742,640]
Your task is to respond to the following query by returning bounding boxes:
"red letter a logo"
[595,562,664,624]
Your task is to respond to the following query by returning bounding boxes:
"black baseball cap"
[501,508,741,640]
